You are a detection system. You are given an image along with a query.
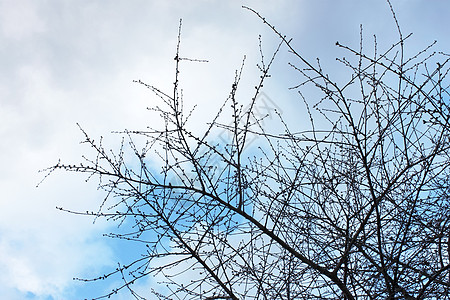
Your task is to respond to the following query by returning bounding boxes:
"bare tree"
[43,3,450,299]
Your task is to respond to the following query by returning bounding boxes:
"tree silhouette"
[44,3,450,299]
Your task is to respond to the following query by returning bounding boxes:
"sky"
[1,1,449,299]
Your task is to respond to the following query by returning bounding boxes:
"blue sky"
[1,1,450,299]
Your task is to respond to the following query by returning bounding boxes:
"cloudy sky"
[1,1,449,299]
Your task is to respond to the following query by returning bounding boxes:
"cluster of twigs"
[44,3,450,299]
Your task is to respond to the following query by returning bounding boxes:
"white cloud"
[0,0,46,40]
